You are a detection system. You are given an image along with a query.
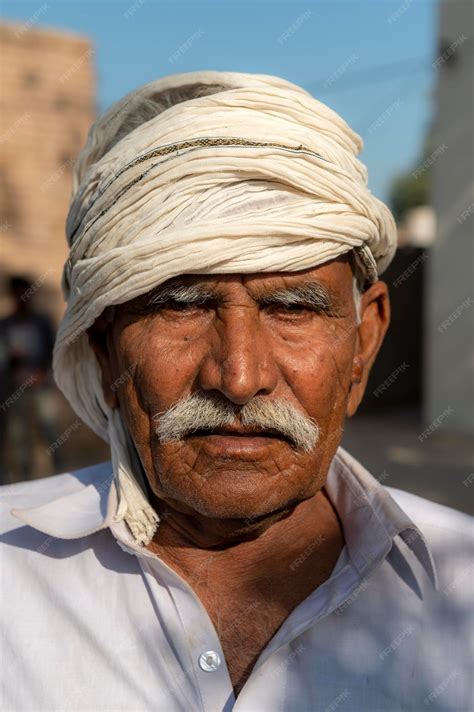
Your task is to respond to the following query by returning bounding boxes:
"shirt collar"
[10,445,438,593]
[326,447,438,593]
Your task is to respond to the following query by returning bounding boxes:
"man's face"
[90,255,389,526]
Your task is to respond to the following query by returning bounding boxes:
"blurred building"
[0,22,96,319]
[425,0,474,434]
[0,23,108,484]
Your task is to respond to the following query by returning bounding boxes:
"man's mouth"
[189,427,290,442]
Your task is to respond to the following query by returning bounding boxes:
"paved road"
[342,407,474,515]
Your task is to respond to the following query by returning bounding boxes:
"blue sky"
[2,0,439,203]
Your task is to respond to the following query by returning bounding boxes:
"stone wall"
[0,22,96,320]
[425,0,474,434]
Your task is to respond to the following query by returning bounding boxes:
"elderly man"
[1,71,472,712]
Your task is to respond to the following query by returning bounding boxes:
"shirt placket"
[134,548,237,712]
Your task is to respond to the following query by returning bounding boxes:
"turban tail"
[53,71,397,545]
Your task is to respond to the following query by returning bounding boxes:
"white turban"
[53,70,397,545]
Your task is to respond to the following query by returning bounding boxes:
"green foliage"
[389,171,429,222]
[388,133,435,221]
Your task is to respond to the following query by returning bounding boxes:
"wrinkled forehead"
[161,253,352,287]
[152,252,354,290]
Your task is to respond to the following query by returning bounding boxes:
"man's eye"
[162,299,198,311]
[269,303,313,314]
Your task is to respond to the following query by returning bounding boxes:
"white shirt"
[1,446,472,712]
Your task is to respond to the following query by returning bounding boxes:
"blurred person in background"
[0,274,62,482]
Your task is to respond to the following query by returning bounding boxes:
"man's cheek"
[286,343,352,410]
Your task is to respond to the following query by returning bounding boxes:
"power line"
[306,56,433,95]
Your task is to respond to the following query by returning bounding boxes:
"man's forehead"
[158,257,353,294]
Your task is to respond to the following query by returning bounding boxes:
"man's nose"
[197,307,279,405]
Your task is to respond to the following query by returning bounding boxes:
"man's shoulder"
[336,446,473,594]
[385,487,474,612]
[337,445,472,542]
[385,485,473,540]
[0,461,113,534]
[385,485,473,595]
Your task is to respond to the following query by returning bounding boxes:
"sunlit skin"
[88,253,390,695]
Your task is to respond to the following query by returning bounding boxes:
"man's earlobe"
[351,356,364,385]
[86,308,119,410]
[346,281,390,417]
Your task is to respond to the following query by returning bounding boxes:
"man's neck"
[145,487,345,602]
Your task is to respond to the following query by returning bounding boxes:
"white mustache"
[152,391,320,453]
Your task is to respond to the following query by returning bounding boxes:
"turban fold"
[53,70,397,545]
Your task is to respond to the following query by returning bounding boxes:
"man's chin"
[179,502,301,548]
[164,487,306,536]
[150,454,318,535]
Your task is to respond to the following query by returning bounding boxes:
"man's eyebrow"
[256,281,342,314]
[146,280,215,305]
[147,278,344,315]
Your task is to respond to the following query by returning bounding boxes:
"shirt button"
[199,650,221,672]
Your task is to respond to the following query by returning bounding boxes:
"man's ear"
[86,306,119,410]
[346,281,390,417]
